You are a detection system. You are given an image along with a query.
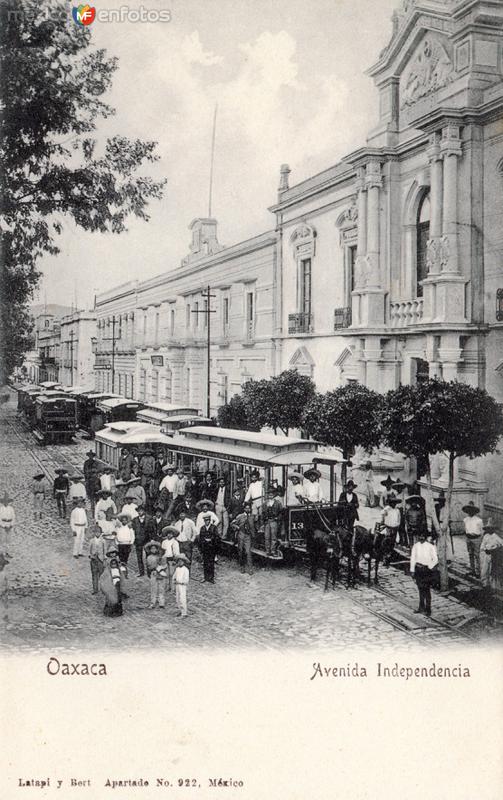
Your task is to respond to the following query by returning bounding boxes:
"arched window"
[416,192,430,297]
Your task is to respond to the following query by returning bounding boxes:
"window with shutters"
[416,193,430,298]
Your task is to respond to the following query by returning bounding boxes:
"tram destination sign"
[171,444,267,467]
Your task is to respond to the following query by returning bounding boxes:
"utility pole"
[68,330,76,386]
[111,315,116,394]
[192,286,216,417]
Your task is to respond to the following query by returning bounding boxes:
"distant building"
[59,310,97,388]
[23,304,73,383]
[94,219,277,413]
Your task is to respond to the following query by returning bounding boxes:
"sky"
[36,0,399,308]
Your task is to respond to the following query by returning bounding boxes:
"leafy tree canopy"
[242,370,316,435]
[381,379,503,461]
[0,0,166,380]
[302,383,384,456]
[217,394,259,432]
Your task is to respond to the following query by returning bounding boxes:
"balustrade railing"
[389,298,424,328]
[288,312,313,334]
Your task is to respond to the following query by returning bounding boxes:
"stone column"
[427,132,442,271]
[365,159,382,289]
[440,123,462,274]
[354,167,367,287]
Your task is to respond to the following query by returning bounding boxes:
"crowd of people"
[1,443,503,623]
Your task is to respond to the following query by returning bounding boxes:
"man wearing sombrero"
[195,500,218,532]
[83,450,99,514]
[52,468,70,518]
[302,468,324,504]
[338,480,359,530]
[381,495,402,546]
[462,500,484,577]
[287,472,305,507]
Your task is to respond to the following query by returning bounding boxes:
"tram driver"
[244,470,263,531]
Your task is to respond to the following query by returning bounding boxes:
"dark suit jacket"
[200,482,218,504]
[133,514,155,547]
[338,491,360,523]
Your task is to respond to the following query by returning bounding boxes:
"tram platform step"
[219,539,284,562]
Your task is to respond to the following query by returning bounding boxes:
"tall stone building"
[271,0,503,523]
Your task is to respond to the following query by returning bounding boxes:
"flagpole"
[208,103,218,218]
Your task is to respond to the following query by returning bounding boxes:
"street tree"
[381,379,503,590]
[242,370,316,435]
[302,384,384,481]
[0,0,166,381]
[217,394,259,431]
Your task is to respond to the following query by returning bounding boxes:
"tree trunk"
[341,450,348,488]
[439,451,456,592]
[425,463,449,590]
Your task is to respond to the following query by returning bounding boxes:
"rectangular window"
[221,374,229,405]
[186,304,191,329]
[299,258,312,316]
[170,308,175,335]
[348,245,356,295]
[143,314,147,335]
[151,370,159,401]
[139,369,146,401]
[154,312,160,343]
[246,291,254,339]
[223,296,229,333]
[203,299,208,328]
[194,302,199,329]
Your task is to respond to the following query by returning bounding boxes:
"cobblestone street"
[0,391,499,654]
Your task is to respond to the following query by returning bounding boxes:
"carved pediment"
[400,33,456,109]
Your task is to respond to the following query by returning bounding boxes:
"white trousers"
[175,584,188,616]
[72,527,86,556]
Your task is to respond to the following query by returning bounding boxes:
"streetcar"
[165,426,347,556]
[33,395,77,445]
[22,388,69,427]
[136,402,200,427]
[94,421,173,470]
[75,391,120,435]
[93,397,145,431]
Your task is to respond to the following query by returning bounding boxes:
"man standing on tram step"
[53,468,70,519]
[214,477,231,540]
[200,472,218,505]
[244,471,263,533]
[159,465,178,516]
[263,487,283,556]
[232,503,254,575]
[83,450,99,513]
[70,498,89,558]
[139,449,156,489]
[198,513,219,583]
[119,447,135,483]
[133,505,155,578]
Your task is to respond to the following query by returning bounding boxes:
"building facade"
[270,0,503,524]
[23,304,73,383]
[94,219,277,414]
[58,310,97,389]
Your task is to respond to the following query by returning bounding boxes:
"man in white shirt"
[70,498,88,558]
[100,467,116,495]
[286,473,305,507]
[174,510,198,563]
[160,526,180,590]
[244,471,263,530]
[0,491,16,556]
[94,491,117,522]
[159,466,178,495]
[121,496,139,520]
[115,512,135,565]
[462,501,484,577]
[381,496,402,544]
[175,469,188,498]
[302,469,324,503]
[214,478,230,540]
[69,475,87,504]
[410,531,438,616]
[195,501,219,532]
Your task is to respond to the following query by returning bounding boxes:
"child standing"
[88,525,106,594]
[32,473,47,520]
[53,469,70,518]
[174,554,190,618]
[152,556,168,609]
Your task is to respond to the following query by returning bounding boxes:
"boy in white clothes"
[160,526,180,590]
[70,498,88,558]
[174,554,190,617]
[195,501,219,532]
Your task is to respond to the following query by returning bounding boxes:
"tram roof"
[95,421,173,446]
[36,394,76,405]
[168,426,333,467]
[38,381,62,389]
[62,385,95,395]
[141,402,200,415]
[80,392,121,401]
[97,397,144,411]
